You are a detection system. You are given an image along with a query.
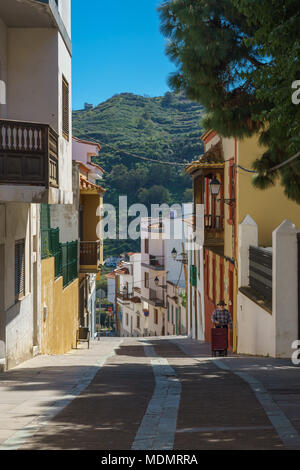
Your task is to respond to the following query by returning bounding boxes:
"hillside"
[73,92,205,255]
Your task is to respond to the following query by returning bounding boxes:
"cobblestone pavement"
[0,337,299,450]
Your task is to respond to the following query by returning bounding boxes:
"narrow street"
[1,338,300,451]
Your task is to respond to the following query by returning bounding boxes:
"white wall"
[237,216,299,358]
[237,292,275,356]
[58,32,72,200]
[50,163,79,242]
[0,203,41,369]
[5,27,72,202]
[273,220,299,357]
[57,0,71,38]
[7,28,58,127]
[107,278,115,305]
[132,253,141,289]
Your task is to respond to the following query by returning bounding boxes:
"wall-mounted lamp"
[209,176,235,206]
[171,248,188,265]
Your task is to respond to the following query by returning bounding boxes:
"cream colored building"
[141,215,187,337]
[0,0,72,370]
[115,254,144,337]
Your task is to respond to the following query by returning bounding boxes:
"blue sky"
[71,0,175,110]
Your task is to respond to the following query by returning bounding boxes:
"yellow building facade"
[41,257,78,355]
[187,130,300,351]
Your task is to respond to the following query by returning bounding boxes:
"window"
[154,309,158,325]
[62,76,70,140]
[15,239,25,300]
[136,315,140,330]
[171,305,174,324]
[144,272,149,288]
[167,302,170,322]
[145,238,149,254]
[126,313,129,326]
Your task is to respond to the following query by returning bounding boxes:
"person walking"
[212,301,233,330]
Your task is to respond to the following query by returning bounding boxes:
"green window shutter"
[190,265,197,286]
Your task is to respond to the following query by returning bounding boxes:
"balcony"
[80,241,101,273]
[0,120,59,201]
[204,215,223,230]
[149,288,165,308]
[204,214,224,248]
[142,255,165,271]
[117,291,133,302]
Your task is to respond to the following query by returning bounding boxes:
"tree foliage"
[159,0,300,202]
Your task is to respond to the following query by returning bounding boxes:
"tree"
[138,185,171,207]
[183,188,193,202]
[158,0,300,202]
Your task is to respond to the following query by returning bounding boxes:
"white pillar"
[238,215,258,288]
[273,220,299,357]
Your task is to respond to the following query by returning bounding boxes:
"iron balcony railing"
[0,119,59,187]
[149,288,165,307]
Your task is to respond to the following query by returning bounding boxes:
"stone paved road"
[1,337,300,450]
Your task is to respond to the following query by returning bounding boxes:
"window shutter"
[15,240,25,300]
[62,76,69,140]
[190,265,197,286]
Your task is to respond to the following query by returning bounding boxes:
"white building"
[0,0,72,370]
[141,214,187,337]
[116,254,144,337]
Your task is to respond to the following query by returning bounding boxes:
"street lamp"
[209,175,235,206]
[210,176,221,197]
[171,248,188,265]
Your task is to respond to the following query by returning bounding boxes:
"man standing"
[212,301,233,330]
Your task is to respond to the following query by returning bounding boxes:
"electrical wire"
[78,133,300,174]
[235,150,300,175]
[78,133,188,167]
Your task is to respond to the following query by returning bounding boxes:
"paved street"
[0,337,300,450]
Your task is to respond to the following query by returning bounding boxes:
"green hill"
[73,92,205,256]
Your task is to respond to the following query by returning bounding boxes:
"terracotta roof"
[80,175,106,193]
[114,268,130,275]
[105,272,116,280]
[185,141,224,175]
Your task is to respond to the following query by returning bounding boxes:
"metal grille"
[62,241,78,288]
[249,246,272,305]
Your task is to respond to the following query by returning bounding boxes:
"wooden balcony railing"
[0,119,59,187]
[204,215,223,230]
[80,241,101,268]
